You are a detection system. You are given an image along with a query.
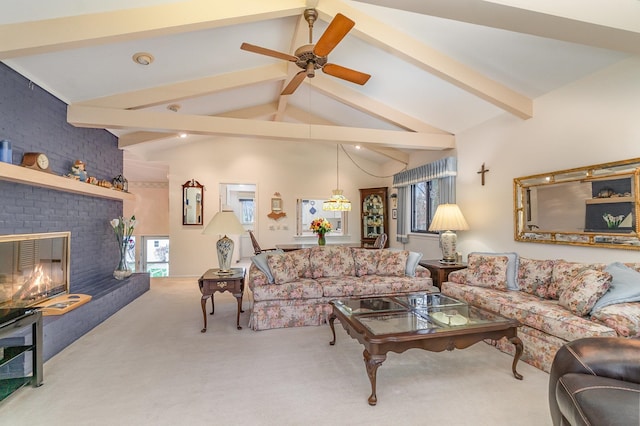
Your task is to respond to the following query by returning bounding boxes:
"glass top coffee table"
[329,293,523,405]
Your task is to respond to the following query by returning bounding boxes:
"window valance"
[392,157,457,188]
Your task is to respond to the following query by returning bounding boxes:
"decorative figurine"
[70,160,88,182]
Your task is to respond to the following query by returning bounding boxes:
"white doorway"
[219,183,256,262]
[141,236,170,277]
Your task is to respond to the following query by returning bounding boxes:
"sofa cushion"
[310,246,355,278]
[466,253,509,290]
[267,253,299,284]
[363,275,436,295]
[351,248,380,277]
[591,262,640,313]
[317,276,377,297]
[442,282,533,316]
[548,261,606,300]
[376,250,409,277]
[499,299,616,342]
[285,249,313,278]
[470,252,519,290]
[590,302,640,337]
[559,269,612,316]
[517,257,554,298]
[251,278,323,301]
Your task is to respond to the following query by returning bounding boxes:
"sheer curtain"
[392,157,457,243]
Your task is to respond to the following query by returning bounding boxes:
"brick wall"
[0,63,124,288]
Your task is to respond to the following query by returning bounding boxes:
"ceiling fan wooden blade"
[241,42,298,62]
[281,71,307,95]
[313,13,355,57]
[323,63,371,85]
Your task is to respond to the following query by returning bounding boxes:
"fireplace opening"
[0,232,70,308]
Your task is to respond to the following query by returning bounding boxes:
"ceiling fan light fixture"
[306,62,315,78]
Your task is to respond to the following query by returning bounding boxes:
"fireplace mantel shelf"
[0,162,135,201]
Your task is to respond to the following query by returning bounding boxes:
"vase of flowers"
[110,215,136,279]
[310,218,332,246]
[603,213,625,229]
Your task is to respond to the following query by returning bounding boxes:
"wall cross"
[477,163,490,186]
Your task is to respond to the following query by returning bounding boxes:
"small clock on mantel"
[21,152,51,173]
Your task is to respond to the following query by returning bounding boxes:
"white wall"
[149,137,391,276]
[454,56,640,263]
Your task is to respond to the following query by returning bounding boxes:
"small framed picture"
[271,197,282,212]
[392,209,397,219]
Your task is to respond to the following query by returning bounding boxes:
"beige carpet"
[1,277,552,426]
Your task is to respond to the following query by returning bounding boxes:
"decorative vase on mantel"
[317,232,326,246]
[113,241,132,280]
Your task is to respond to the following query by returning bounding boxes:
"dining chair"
[248,230,278,255]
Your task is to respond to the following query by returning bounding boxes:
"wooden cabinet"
[360,187,388,248]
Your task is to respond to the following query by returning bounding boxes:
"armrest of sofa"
[548,336,640,425]
[446,268,468,284]
[415,265,430,278]
[248,262,270,291]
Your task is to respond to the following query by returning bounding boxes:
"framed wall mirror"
[182,179,204,226]
[514,158,640,250]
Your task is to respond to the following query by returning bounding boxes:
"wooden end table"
[419,259,467,289]
[198,267,245,332]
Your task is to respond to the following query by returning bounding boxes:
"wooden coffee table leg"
[363,349,386,406]
[509,336,524,380]
[329,313,337,345]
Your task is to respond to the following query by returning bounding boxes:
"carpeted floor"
[1,277,552,425]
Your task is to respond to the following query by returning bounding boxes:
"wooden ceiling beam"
[0,0,307,59]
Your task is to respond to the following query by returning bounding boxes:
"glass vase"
[113,241,132,280]
[317,232,326,246]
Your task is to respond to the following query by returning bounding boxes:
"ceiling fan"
[241,9,371,95]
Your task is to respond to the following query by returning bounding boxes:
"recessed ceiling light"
[178,133,188,139]
[355,145,361,149]
[132,52,154,66]
[167,104,181,112]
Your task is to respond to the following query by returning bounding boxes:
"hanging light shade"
[323,145,351,211]
[323,189,352,211]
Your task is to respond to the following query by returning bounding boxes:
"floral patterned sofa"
[442,253,640,372]
[247,246,437,331]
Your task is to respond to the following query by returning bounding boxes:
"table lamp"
[428,203,469,264]
[203,206,246,274]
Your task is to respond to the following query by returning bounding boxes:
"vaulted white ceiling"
[0,0,634,180]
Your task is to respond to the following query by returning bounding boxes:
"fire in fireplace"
[0,232,70,308]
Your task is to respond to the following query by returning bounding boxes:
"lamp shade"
[203,208,246,236]
[428,204,469,232]
[322,189,352,211]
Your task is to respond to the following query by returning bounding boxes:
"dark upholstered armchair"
[549,337,640,426]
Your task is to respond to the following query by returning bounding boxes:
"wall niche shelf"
[0,162,135,201]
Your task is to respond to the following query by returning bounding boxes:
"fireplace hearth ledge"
[0,273,150,369]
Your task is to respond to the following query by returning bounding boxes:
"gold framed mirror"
[514,158,640,250]
[182,179,204,226]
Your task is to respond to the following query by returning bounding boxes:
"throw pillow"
[466,254,509,290]
[548,260,605,300]
[266,253,298,284]
[387,248,423,277]
[517,257,554,298]
[559,269,612,316]
[470,252,519,290]
[250,249,284,283]
[376,250,409,277]
[590,262,640,313]
[352,248,380,277]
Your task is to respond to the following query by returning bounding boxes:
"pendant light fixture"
[323,144,352,211]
